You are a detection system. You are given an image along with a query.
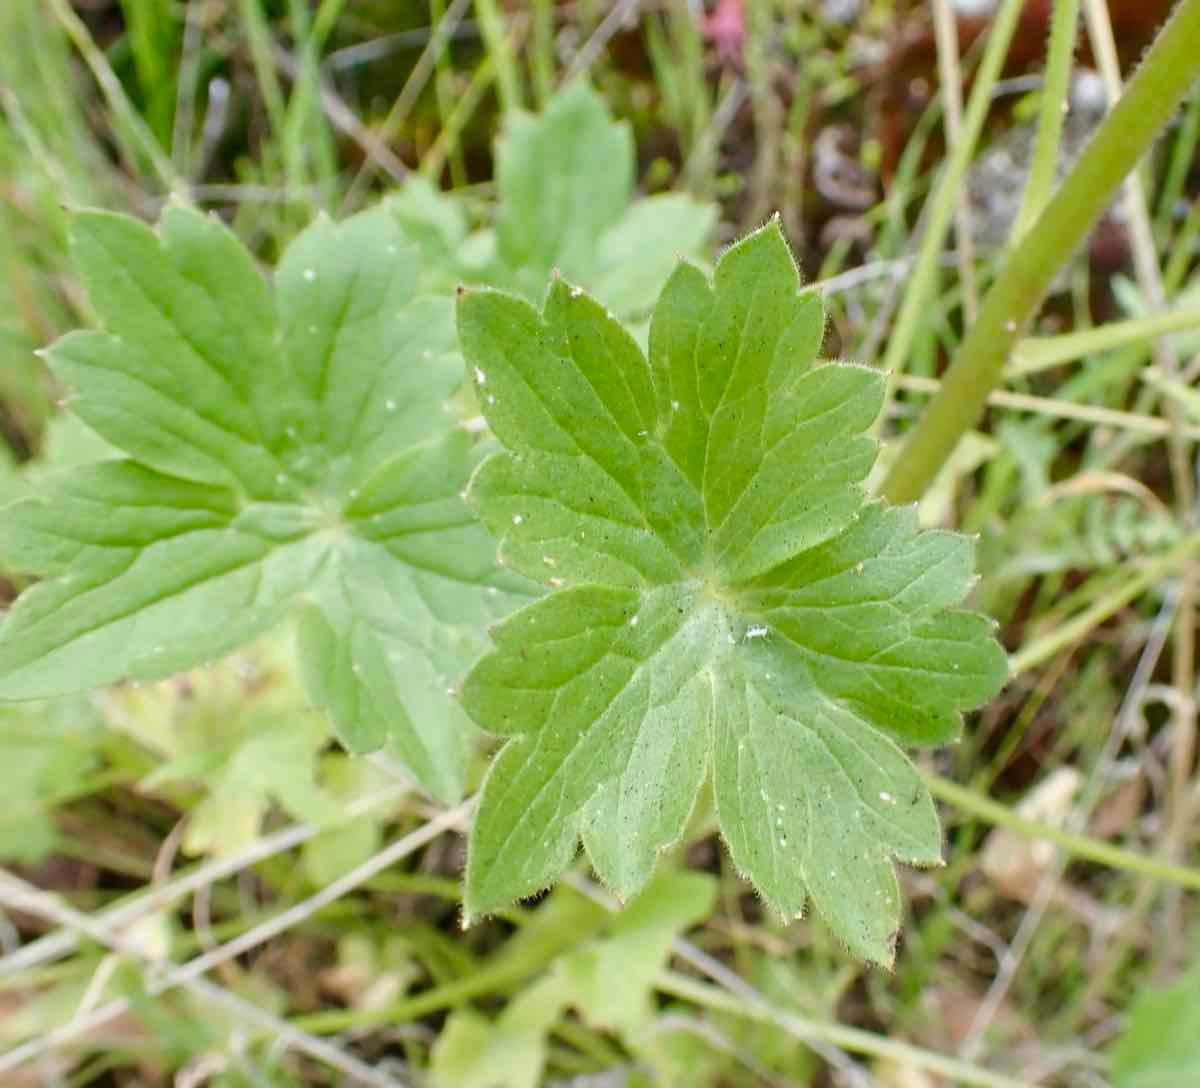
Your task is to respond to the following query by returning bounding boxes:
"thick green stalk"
[882,0,1200,504]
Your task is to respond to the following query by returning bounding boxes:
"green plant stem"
[1155,87,1200,240]
[883,0,1200,503]
[924,774,1200,893]
[420,52,496,183]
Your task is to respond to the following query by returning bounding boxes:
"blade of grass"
[531,0,556,106]
[431,0,469,188]
[893,373,1200,440]
[1008,531,1200,675]
[236,0,288,147]
[1012,0,1082,239]
[46,0,185,196]
[475,0,523,112]
[931,0,980,320]
[1154,87,1200,241]
[338,0,472,213]
[281,0,345,214]
[116,0,179,148]
[1009,306,1200,375]
[878,0,1024,394]
[420,52,498,183]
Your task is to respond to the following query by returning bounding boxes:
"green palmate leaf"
[388,82,715,320]
[457,221,1007,963]
[0,204,524,801]
[494,81,714,317]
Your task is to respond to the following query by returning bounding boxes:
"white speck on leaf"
[474,367,486,384]
[879,791,895,804]
[303,268,317,282]
[512,514,524,525]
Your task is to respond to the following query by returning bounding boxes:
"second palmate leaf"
[457,220,1008,964]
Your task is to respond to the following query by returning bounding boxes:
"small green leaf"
[430,973,570,1088]
[1111,964,1200,1088]
[457,221,1007,963]
[489,82,714,317]
[0,442,26,511]
[385,84,713,318]
[495,81,632,293]
[559,870,715,1037]
[176,712,338,857]
[0,205,519,800]
[301,755,388,886]
[0,700,102,862]
[386,175,471,294]
[115,640,338,857]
